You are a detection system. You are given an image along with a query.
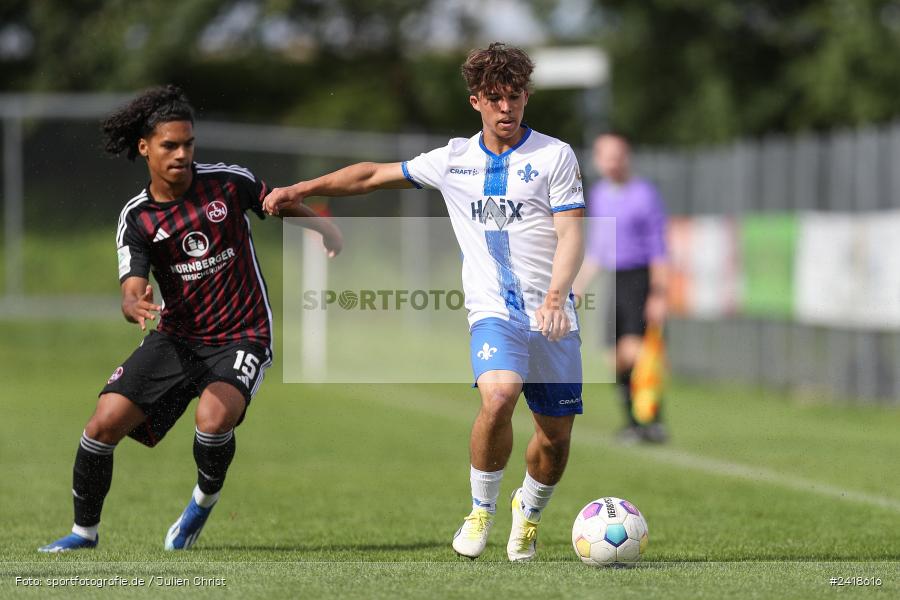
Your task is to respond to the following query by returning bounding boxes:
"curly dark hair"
[101,85,195,161]
[461,42,534,96]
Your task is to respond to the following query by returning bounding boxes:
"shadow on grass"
[200,541,449,553]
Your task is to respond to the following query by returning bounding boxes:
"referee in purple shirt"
[574,134,670,443]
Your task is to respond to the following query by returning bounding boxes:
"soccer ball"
[571,497,648,567]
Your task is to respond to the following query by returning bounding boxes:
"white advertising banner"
[794,211,900,329]
[690,216,740,318]
[667,216,740,319]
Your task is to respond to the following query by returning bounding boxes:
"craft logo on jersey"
[449,167,480,176]
[182,231,210,258]
[206,200,228,223]
[518,163,539,183]
[470,197,524,231]
[477,342,497,360]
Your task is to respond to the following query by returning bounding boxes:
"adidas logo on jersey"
[153,228,170,242]
[471,198,524,231]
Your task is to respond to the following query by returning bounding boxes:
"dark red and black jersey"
[116,162,273,349]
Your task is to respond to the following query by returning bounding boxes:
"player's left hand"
[263,185,302,216]
[536,297,570,342]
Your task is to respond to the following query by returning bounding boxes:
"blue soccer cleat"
[38,532,98,553]
[164,498,214,550]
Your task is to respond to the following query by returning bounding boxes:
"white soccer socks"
[470,466,504,512]
[71,524,98,542]
[520,471,555,521]
[192,484,219,509]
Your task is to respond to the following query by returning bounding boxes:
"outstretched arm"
[263,162,412,216]
[535,208,585,341]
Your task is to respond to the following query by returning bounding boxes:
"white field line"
[362,393,900,514]
[581,438,900,513]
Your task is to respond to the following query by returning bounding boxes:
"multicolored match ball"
[572,496,649,567]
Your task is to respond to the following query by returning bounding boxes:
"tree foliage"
[4,1,900,145]
[598,0,900,144]
[0,0,581,139]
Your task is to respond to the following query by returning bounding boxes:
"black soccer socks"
[616,369,639,427]
[73,431,116,528]
[193,428,236,495]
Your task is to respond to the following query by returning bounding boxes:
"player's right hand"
[124,285,161,331]
[536,297,570,342]
[263,185,301,216]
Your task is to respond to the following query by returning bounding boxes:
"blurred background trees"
[601,0,900,144]
[3,0,900,144]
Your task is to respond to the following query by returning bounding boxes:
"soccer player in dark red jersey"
[38,85,342,552]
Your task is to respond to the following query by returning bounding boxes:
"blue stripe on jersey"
[481,149,527,324]
[483,154,509,196]
[485,230,528,326]
[401,161,422,189]
[551,202,585,213]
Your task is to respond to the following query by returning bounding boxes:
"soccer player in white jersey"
[263,43,585,562]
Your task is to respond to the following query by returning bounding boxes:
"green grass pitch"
[1,319,898,598]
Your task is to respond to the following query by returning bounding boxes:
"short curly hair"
[461,42,534,96]
[101,85,195,161]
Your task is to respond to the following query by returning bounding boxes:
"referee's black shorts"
[606,266,650,346]
[100,330,271,447]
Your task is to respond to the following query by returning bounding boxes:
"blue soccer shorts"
[469,317,583,417]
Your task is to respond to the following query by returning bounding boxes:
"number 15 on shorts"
[233,350,259,388]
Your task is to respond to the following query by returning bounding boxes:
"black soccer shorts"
[100,330,272,447]
[606,266,651,345]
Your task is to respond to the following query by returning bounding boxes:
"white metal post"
[301,229,328,380]
[3,117,24,299]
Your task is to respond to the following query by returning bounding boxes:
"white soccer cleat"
[452,507,495,559]
[507,488,540,562]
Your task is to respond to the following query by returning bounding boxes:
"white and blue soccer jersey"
[402,127,585,331]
